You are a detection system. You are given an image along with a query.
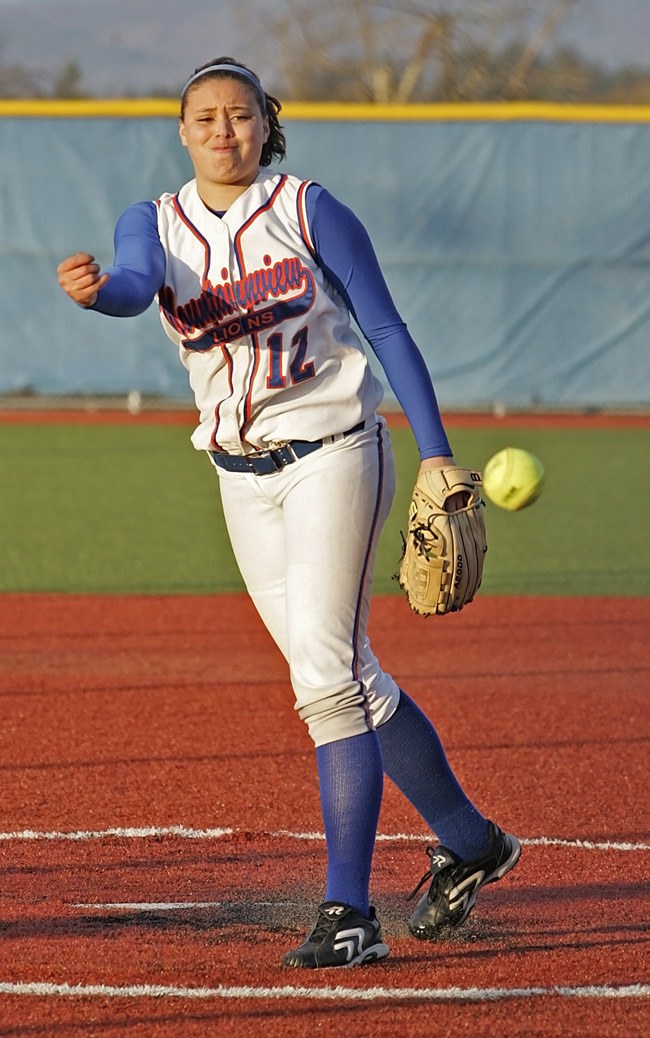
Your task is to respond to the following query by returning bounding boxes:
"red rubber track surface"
[0,593,648,1036]
[1,407,649,428]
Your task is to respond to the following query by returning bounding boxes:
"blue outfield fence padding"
[1,102,649,408]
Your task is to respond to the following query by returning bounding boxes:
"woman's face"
[179,77,270,197]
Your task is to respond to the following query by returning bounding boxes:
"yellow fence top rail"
[1,99,650,122]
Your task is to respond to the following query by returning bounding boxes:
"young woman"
[57,57,520,969]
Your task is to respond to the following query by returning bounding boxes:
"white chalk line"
[73,901,301,911]
[0,981,647,1004]
[0,825,647,852]
[0,825,234,842]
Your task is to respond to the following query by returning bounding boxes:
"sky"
[0,0,649,97]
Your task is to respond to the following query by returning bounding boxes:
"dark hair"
[180,56,286,167]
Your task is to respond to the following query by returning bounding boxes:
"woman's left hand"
[418,456,468,512]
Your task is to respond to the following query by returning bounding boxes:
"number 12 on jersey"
[266,326,315,389]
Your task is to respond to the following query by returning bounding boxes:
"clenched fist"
[57,251,110,308]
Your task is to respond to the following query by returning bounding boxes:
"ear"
[262,116,270,144]
[179,120,188,148]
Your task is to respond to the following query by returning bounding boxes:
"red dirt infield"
[1,592,648,1036]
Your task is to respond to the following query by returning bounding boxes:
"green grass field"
[1,420,648,596]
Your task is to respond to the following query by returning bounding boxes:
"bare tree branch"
[241,0,587,102]
[504,0,578,97]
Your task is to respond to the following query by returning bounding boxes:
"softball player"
[57,57,520,969]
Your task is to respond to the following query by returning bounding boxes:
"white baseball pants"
[214,418,401,746]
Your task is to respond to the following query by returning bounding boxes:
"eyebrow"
[192,103,256,116]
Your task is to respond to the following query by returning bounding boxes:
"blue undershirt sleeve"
[305,185,451,460]
[90,201,166,317]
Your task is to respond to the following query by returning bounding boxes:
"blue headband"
[181,64,266,105]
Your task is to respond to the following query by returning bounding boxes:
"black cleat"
[408,820,521,939]
[282,901,390,968]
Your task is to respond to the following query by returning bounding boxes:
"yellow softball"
[483,447,545,511]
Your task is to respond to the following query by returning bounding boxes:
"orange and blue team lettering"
[159,254,315,334]
[159,264,316,354]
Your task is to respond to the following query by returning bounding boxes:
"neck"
[196,176,259,212]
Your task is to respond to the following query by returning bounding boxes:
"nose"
[214,112,234,138]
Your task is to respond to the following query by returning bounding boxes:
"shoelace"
[407,846,441,901]
[310,909,347,942]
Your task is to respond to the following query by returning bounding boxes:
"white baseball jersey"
[155,170,384,454]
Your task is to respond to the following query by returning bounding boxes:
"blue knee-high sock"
[315,730,383,917]
[376,691,490,861]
